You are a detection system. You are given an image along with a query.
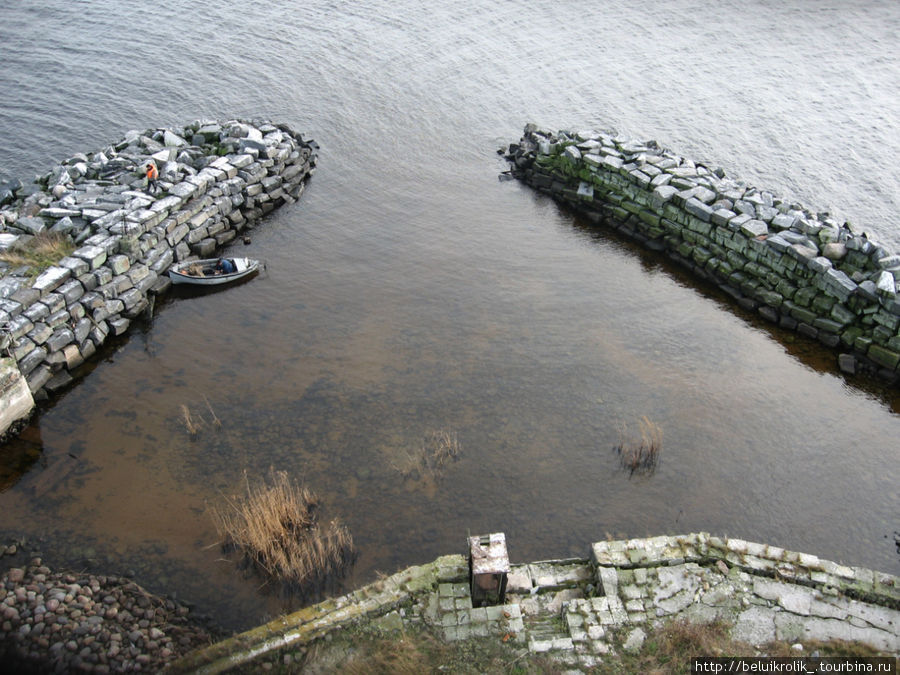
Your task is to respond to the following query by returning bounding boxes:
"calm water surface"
[0,0,898,631]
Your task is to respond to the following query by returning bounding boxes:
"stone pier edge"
[0,119,317,435]
[505,124,900,384]
[167,533,900,673]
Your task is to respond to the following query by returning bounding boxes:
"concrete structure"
[169,533,899,673]
[468,532,510,607]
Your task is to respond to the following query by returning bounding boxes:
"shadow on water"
[558,200,900,413]
[0,424,43,493]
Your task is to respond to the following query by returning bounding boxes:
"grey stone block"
[229,153,254,169]
[23,302,49,323]
[73,245,107,270]
[808,256,832,273]
[109,317,130,336]
[693,186,717,204]
[27,322,52,346]
[26,364,53,393]
[727,213,752,232]
[168,181,199,199]
[32,266,71,296]
[685,197,714,222]
[711,208,736,227]
[107,255,131,275]
[823,268,857,301]
[740,219,768,238]
[651,185,678,211]
[56,279,85,306]
[0,298,23,319]
[72,317,91,344]
[190,238,217,257]
[46,310,69,329]
[11,336,35,361]
[19,346,48,375]
[733,605,776,644]
[771,213,798,230]
[788,243,818,262]
[118,288,144,310]
[14,216,47,235]
[46,327,74,353]
[876,254,900,270]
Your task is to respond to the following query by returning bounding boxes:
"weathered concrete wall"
[169,533,900,672]
[0,119,316,432]
[505,125,900,383]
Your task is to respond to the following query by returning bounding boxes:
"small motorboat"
[168,257,260,286]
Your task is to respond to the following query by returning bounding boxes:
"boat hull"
[168,257,260,286]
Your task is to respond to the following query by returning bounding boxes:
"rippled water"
[1,0,898,631]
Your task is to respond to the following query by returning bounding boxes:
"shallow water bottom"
[1,186,899,632]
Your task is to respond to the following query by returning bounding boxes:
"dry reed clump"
[393,429,461,481]
[178,397,221,438]
[210,469,355,589]
[615,416,662,475]
[180,404,202,438]
[0,231,74,276]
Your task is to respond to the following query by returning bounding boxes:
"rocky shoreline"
[1,544,215,673]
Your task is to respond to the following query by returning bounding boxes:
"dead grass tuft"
[210,469,355,589]
[393,429,461,481]
[658,616,735,657]
[614,617,747,674]
[203,396,222,429]
[315,624,556,675]
[0,231,74,276]
[340,634,428,675]
[178,399,222,438]
[610,617,887,674]
[251,614,889,674]
[181,404,202,438]
[615,416,662,475]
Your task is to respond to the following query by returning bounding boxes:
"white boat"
[168,257,260,286]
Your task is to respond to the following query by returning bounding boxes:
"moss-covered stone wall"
[506,124,900,382]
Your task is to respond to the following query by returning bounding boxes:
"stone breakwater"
[169,533,899,672]
[505,124,900,383]
[0,119,316,434]
[1,549,213,673]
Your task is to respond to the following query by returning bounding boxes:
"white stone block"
[0,358,34,434]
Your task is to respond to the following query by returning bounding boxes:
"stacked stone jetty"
[0,119,316,434]
[505,124,900,383]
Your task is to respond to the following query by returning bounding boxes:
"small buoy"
[243,236,251,245]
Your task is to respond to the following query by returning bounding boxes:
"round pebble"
[1,554,212,672]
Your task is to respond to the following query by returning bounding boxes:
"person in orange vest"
[144,161,159,194]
